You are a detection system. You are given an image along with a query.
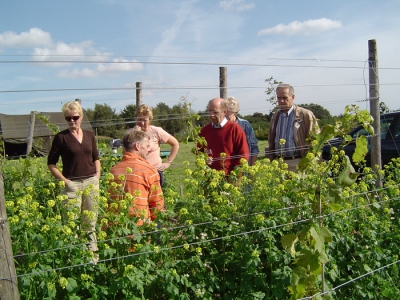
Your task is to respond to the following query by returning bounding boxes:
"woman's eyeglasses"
[136,118,149,123]
[65,116,80,122]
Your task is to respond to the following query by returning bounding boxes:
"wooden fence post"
[0,174,20,300]
[26,111,36,156]
[219,67,227,99]
[136,82,142,107]
[368,39,382,187]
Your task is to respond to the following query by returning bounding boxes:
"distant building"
[0,112,93,159]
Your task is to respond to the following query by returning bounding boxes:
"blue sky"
[1,0,400,117]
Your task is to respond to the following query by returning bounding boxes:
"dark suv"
[322,111,400,166]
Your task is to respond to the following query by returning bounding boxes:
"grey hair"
[276,84,295,96]
[224,96,240,113]
[123,129,150,151]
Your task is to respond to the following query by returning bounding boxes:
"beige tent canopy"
[0,112,93,158]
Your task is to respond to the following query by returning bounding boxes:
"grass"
[100,139,268,186]
[161,140,269,185]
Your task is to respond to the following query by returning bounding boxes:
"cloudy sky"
[1,0,399,117]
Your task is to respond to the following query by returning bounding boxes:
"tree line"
[87,76,376,140]
[85,99,334,142]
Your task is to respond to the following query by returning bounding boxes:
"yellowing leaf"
[338,156,357,186]
[281,234,298,254]
[319,227,333,243]
[327,203,343,212]
[353,135,368,163]
[310,227,324,253]
[318,250,329,264]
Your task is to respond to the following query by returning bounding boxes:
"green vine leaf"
[66,277,78,293]
[288,273,306,299]
[319,227,333,243]
[353,135,368,163]
[281,234,298,255]
[372,202,381,209]
[297,224,310,241]
[310,227,324,253]
[326,203,343,212]
[215,220,227,228]
[314,124,335,152]
[310,262,323,275]
[318,250,329,264]
[326,187,342,204]
[337,156,357,186]
[294,249,320,273]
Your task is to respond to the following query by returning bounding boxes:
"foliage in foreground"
[2,105,400,299]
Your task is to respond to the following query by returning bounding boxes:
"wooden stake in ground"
[0,174,20,300]
[368,39,382,187]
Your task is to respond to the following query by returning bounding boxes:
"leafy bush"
[254,127,268,140]
[2,105,400,299]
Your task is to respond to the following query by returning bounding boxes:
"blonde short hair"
[136,104,153,120]
[224,96,239,113]
[62,101,83,116]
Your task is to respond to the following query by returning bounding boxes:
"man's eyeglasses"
[65,116,80,122]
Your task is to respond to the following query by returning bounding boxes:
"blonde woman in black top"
[48,101,100,259]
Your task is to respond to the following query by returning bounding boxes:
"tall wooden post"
[26,111,36,156]
[0,175,20,300]
[136,82,142,107]
[219,67,227,99]
[368,39,382,187]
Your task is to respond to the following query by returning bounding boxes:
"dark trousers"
[158,170,164,187]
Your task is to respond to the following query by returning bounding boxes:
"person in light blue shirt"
[224,96,259,165]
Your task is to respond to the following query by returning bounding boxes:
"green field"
[161,140,268,184]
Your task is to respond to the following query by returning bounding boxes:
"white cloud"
[0,28,53,48]
[32,41,93,66]
[0,27,144,77]
[57,58,143,79]
[58,68,97,79]
[219,0,254,12]
[258,18,342,36]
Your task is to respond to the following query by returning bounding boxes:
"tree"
[380,102,390,114]
[152,102,174,133]
[298,103,332,120]
[242,112,270,140]
[87,103,123,137]
[119,104,137,129]
[299,103,334,127]
[152,101,194,136]
[242,112,270,123]
[265,76,283,109]
[196,108,209,128]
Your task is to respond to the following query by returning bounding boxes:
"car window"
[350,114,396,139]
[392,119,400,139]
[352,128,370,139]
[380,115,394,139]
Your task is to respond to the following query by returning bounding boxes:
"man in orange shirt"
[110,130,164,225]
